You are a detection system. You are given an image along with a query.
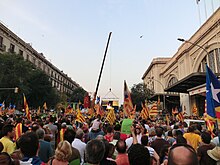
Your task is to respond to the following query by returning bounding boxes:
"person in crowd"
[175,135,187,144]
[197,132,215,165]
[104,126,114,142]
[89,115,104,140]
[100,139,117,165]
[0,152,20,165]
[114,124,127,141]
[183,126,202,150]
[150,127,169,155]
[59,122,67,142]
[18,132,45,165]
[84,139,105,165]
[107,143,116,161]
[167,143,198,165]
[207,146,220,165]
[166,130,175,145]
[72,128,86,164]
[48,140,72,165]
[0,124,15,155]
[141,135,160,164]
[63,128,81,164]
[43,117,58,152]
[128,143,150,165]
[36,128,53,163]
[159,144,169,164]
[115,139,129,165]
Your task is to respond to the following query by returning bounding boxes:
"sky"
[0,0,219,103]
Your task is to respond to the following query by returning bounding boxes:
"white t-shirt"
[91,119,101,130]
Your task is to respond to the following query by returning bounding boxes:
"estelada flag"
[206,65,220,120]
[149,102,158,116]
[123,80,133,117]
[23,94,31,121]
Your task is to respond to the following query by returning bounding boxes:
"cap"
[207,146,220,161]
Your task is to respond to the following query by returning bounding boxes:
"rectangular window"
[9,43,15,53]
[0,36,3,47]
[19,50,23,56]
[26,54,29,61]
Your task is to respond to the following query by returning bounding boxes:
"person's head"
[2,124,14,139]
[168,144,198,165]
[106,126,113,134]
[85,139,105,165]
[64,129,76,144]
[141,135,149,146]
[176,135,187,144]
[201,132,211,144]
[75,128,84,139]
[17,132,39,157]
[116,140,127,154]
[114,124,121,132]
[167,130,173,137]
[36,128,45,140]
[0,152,19,165]
[113,132,120,140]
[207,146,220,161]
[55,140,72,162]
[175,130,183,136]
[61,122,67,129]
[187,126,195,133]
[128,143,150,165]
[97,114,101,120]
[155,127,163,137]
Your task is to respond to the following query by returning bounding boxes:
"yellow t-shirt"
[183,132,202,150]
[0,136,15,155]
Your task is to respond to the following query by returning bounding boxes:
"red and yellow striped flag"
[149,102,158,116]
[15,123,22,140]
[76,109,86,123]
[23,94,31,121]
[60,128,66,142]
[140,102,149,120]
[123,80,133,117]
[204,99,215,138]
[106,107,116,125]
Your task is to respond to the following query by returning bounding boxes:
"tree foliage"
[0,52,60,109]
[130,82,154,111]
[70,86,87,103]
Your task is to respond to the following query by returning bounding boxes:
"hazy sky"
[0,1,219,103]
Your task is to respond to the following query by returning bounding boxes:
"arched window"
[198,48,220,72]
[167,77,178,87]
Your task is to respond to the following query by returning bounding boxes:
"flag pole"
[91,32,112,109]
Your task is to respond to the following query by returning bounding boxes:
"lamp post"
[147,77,166,110]
[177,38,209,55]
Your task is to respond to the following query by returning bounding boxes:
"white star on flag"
[210,83,220,103]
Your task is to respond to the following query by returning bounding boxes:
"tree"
[130,82,154,111]
[0,52,60,109]
[70,87,87,104]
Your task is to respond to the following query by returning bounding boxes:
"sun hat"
[207,146,220,161]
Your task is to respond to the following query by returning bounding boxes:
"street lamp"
[177,38,209,54]
[147,77,166,110]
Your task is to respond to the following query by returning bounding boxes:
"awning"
[164,72,207,93]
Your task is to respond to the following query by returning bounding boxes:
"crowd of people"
[0,111,219,165]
